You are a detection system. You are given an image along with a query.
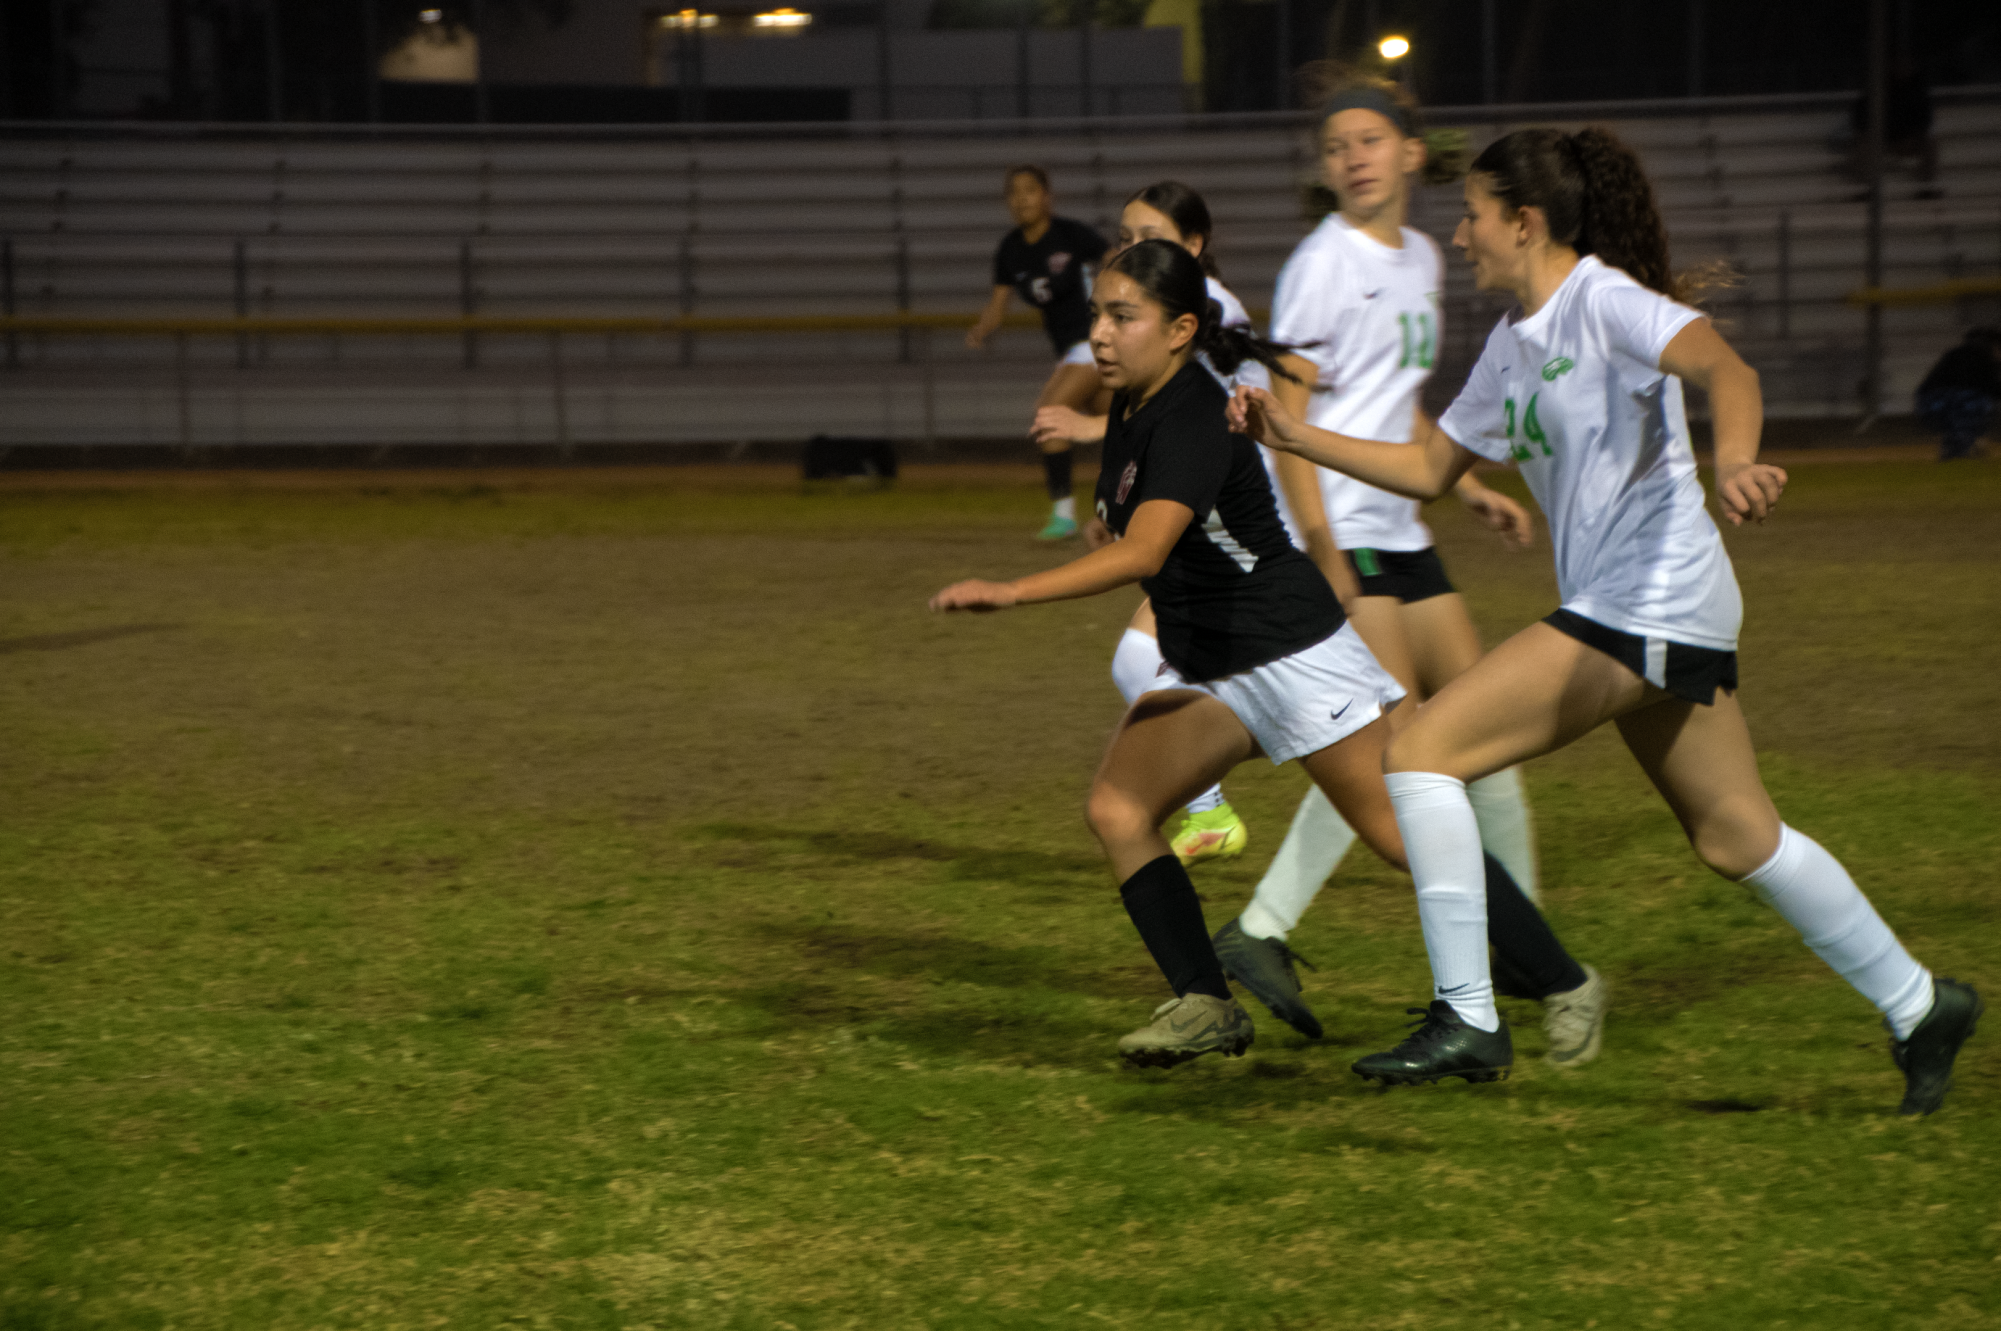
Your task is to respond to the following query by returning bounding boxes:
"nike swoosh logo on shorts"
[1330,701,1353,721]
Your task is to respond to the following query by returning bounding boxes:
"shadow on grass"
[693,821,1102,883]
[771,920,1140,1000]
[0,622,180,654]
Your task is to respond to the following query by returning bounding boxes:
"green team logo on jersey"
[1541,356,1575,381]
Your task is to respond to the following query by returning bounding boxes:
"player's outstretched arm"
[929,500,1192,612]
[1231,385,1476,501]
[1031,405,1107,446]
[967,286,1013,350]
[1659,319,1784,526]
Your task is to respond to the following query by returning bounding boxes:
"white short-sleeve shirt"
[1437,254,1741,650]
[1263,214,1442,552]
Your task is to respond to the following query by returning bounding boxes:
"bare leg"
[1616,691,1934,1037]
[1614,692,1779,878]
[1380,623,1656,1028]
[1086,690,1256,880]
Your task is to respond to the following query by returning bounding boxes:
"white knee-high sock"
[1468,766,1539,904]
[1239,785,1358,940]
[1111,629,1227,813]
[1742,825,1934,1039]
[1385,771,1498,1031]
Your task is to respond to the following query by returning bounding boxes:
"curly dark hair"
[1469,126,1680,299]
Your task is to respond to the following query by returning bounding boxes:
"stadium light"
[1378,35,1411,60]
[419,7,443,22]
[752,8,813,27]
[659,8,719,26]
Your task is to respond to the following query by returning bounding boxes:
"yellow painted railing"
[1844,277,2001,307]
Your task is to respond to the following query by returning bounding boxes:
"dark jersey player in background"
[933,241,1587,1072]
[967,165,1111,541]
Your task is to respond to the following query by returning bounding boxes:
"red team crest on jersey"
[1048,252,1072,275]
[1115,460,1138,505]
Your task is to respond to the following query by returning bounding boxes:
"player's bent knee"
[1689,800,1783,880]
[1084,785,1152,848]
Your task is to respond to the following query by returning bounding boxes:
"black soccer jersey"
[992,216,1109,355]
[1095,362,1345,683]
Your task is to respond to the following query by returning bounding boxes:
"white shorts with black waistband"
[1138,621,1407,765]
[1058,340,1094,367]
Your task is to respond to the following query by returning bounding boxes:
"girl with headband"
[1212,69,1608,1070]
[1232,127,1978,1111]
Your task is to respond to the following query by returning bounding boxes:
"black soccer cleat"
[1891,977,1982,1117]
[1352,1001,1514,1087]
[1212,918,1323,1039]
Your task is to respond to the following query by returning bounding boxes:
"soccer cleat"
[1541,963,1607,1067]
[1891,977,1982,1116]
[1170,803,1248,866]
[1035,513,1079,541]
[1352,1001,1513,1086]
[1116,993,1255,1068]
[1212,918,1323,1039]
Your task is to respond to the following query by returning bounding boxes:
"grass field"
[3,456,1998,1330]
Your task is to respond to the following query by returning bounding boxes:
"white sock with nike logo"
[1385,770,1499,1031]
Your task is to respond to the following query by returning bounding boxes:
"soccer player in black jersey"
[933,241,1587,1073]
[967,165,1110,541]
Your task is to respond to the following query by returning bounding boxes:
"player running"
[967,164,1110,541]
[1214,71,1604,1061]
[932,240,1583,1071]
[1031,180,1265,868]
[1232,126,1980,1112]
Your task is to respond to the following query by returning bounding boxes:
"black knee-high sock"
[1484,852,1588,1000]
[1041,448,1073,501]
[1119,855,1231,1000]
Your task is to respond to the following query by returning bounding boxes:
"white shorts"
[1139,622,1406,765]
[1058,340,1094,367]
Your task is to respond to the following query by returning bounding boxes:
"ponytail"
[1564,128,1673,297]
[1102,240,1305,385]
[1469,126,1684,300]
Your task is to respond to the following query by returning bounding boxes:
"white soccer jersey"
[1201,277,1270,392]
[1437,254,1741,650]
[1265,214,1442,552]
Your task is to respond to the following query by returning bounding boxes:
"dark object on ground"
[1916,329,2001,460]
[803,436,898,488]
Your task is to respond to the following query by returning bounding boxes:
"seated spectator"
[1915,327,2001,461]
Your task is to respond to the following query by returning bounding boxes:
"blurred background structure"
[1,0,1998,453]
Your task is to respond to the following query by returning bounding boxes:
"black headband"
[1318,87,1416,136]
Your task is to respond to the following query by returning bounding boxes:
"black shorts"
[1543,608,1738,706]
[1345,547,1456,603]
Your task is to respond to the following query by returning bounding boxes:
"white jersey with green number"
[1437,254,1742,650]
[1265,214,1442,552]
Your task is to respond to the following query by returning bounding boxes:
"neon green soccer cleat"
[1035,513,1079,541]
[1171,803,1248,866]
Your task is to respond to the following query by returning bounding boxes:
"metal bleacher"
[1,87,1997,450]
